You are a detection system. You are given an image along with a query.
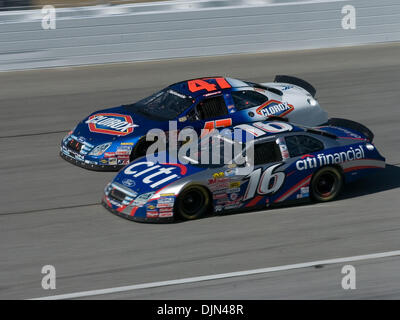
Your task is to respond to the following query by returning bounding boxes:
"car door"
[240,140,285,205]
[183,94,233,133]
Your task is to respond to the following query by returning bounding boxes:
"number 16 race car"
[60,75,328,171]
[102,119,385,222]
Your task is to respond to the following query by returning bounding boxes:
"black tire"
[175,186,210,220]
[130,136,161,162]
[310,166,343,202]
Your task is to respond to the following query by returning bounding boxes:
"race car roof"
[169,77,248,98]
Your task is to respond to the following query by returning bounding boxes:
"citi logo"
[296,146,365,171]
[124,161,187,188]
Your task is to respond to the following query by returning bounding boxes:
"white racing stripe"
[31,249,400,300]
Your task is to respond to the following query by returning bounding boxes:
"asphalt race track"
[1,43,400,299]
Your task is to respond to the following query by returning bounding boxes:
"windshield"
[125,88,194,120]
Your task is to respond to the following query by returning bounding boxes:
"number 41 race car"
[102,119,385,222]
[60,75,328,171]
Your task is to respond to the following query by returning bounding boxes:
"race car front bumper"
[59,149,123,171]
[101,198,174,223]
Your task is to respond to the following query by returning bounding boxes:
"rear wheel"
[310,166,343,202]
[175,186,210,220]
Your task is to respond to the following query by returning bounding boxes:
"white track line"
[31,249,400,300]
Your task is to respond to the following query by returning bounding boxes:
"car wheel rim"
[315,172,337,198]
[182,190,205,217]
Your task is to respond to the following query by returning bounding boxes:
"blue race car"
[102,119,385,222]
[60,76,328,171]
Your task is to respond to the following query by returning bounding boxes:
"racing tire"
[130,136,159,162]
[310,166,343,202]
[175,186,210,220]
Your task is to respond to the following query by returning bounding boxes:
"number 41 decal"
[188,78,231,93]
[243,163,285,201]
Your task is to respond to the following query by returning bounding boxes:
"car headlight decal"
[89,142,112,156]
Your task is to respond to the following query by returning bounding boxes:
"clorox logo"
[85,113,138,136]
[256,100,294,117]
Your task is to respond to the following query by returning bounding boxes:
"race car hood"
[72,105,168,145]
[112,154,207,195]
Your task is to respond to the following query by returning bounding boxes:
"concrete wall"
[0,0,399,71]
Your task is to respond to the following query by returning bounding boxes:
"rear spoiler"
[274,75,316,97]
[327,118,374,142]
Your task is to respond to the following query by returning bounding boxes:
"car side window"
[231,90,268,110]
[285,135,324,158]
[253,141,282,166]
[195,96,228,120]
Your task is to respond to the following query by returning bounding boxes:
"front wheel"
[175,186,210,220]
[310,166,343,202]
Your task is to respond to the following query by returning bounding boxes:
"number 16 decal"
[243,164,285,201]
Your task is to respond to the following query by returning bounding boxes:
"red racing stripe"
[274,174,312,203]
[245,195,263,208]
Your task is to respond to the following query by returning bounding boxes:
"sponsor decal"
[296,145,365,171]
[157,203,174,209]
[124,162,187,189]
[117,155,130,160]
[213,193,228,200]
[256,100,294,117]
[86,113,138,136]
[229,181,241,188]
[224,168,237,177]
[230,193,239,201]
[116,146,132,156]
[109,158,117,165]
[159,211,173,218]
[104,152,116,158]
[122,178,135,187]
[118,159,130,165]
[297,186,310,199]
[146,211,159,218]
[212,172,225,179]
[160,193,175,197]
[208,178,230,191]
[203,90,222,97]
[157,196,175,208]
[277,137,290,159]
